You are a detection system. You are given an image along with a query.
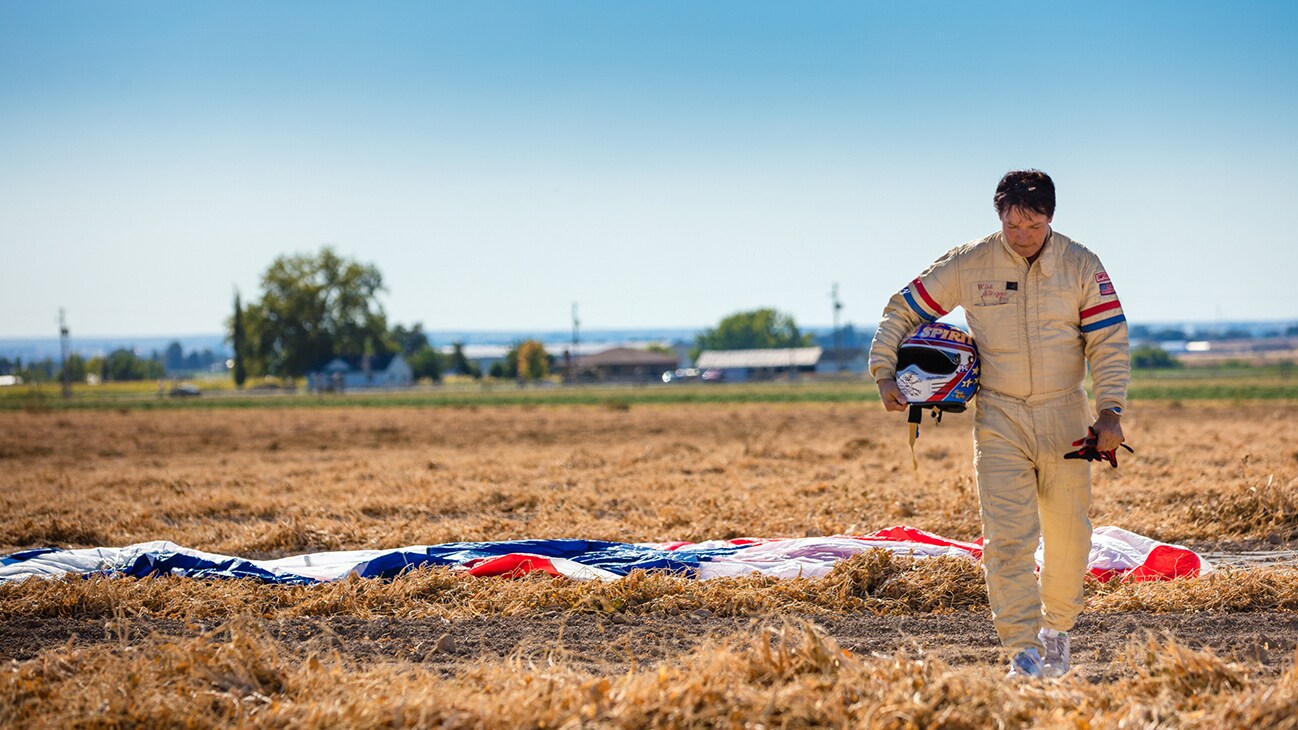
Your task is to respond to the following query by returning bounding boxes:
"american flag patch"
[1099,282,1115,295]
[1096,272,1110,284]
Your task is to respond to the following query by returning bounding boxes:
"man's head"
[994,169,1055,259]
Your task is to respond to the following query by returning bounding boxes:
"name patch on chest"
[976,281,1017,306]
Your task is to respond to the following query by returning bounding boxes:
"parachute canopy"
[0,526,1210,585]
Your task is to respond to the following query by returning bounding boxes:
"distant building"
[814,347,868,375]
[695,347,823,382]
[308,354,413,391]
[439,344,509,376]
[573,347,679,383]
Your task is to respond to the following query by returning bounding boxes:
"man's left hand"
[1092,409,1124,452]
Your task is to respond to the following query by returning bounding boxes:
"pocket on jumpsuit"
[966,301,1020,356]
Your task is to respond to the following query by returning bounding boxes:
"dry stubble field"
[3,401,1298,727]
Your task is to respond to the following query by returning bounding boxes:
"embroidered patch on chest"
[975,281,1015,306]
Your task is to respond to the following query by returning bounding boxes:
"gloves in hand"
[1064,426,1134,468]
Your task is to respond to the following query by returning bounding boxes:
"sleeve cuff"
[1096,401,1125,416]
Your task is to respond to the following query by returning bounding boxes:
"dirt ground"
[5,610,1296,682]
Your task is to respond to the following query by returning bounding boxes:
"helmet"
[894,322,980,412]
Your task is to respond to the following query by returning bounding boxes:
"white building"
[308,354,413,391]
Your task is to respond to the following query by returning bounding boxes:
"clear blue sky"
[2,1,1295,338]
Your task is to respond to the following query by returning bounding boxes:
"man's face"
[999,207,1052,259]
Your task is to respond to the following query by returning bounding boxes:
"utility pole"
[59,308,72,399]
[831,283,844,372]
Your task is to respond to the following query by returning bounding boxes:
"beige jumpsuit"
[868,230,1130,655]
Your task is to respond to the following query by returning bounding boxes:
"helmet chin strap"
[907,404,945,472]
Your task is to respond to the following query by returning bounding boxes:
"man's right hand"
[877,378,909,412]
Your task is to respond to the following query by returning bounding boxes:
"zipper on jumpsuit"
[1021,256,1035,401]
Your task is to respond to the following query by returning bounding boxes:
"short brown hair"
[994,169,1055,218]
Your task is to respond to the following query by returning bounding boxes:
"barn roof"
[695,347,823,369]
[311,354,402,373]
[576,347,678,368]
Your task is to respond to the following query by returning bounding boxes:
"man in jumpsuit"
[867,169,1130,678]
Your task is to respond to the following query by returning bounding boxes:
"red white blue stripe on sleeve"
[1080,300,1126,333]
[901,279,949,322]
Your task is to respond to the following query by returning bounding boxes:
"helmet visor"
[897,345,958,376]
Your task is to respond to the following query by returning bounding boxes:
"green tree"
[406,346,443,382]
[692,308,812,360]
[1131,344,1181,369]
[448,341,481,378]
[57,354,87,384]
[231,291,248,388]
[163,341,185,371]
[101,349,165,381]
[238,247,392,378]
[15,357,55,382]
[390,322,430,355]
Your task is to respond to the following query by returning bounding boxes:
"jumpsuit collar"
[998,228,1058,277]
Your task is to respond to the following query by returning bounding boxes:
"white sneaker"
[1007,647,1043,679]
[1039,628,1070,678]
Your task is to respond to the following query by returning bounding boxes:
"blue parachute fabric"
[577,542,750,575]
[119,548,316,585]
[351,550,457,579]
[1,548,59,566]
[404,539,735,576]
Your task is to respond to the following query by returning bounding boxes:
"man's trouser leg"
[1035,391,1093,633]
[974,393,1042,655]
[974,390,1093,655]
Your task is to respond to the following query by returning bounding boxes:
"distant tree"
[231,291,248,388]
[1131,344,1181,369]
[390,322,430,355]
[495,340,550,380]
[814,323,866,350]
[1287,323,1298,337]
[448,341,481,378]
[183,349,218,370]
[100,349,165,381]
[86,356,106,382]
[57,354,87,384]
[238,247,392,378]
[1216,327,1252,341]
[17,358,57,383]
[642,343,675,355]
[163,341,185,371]
[406,346,443,382]
[692,308,813,360]
[516,340,550,381]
